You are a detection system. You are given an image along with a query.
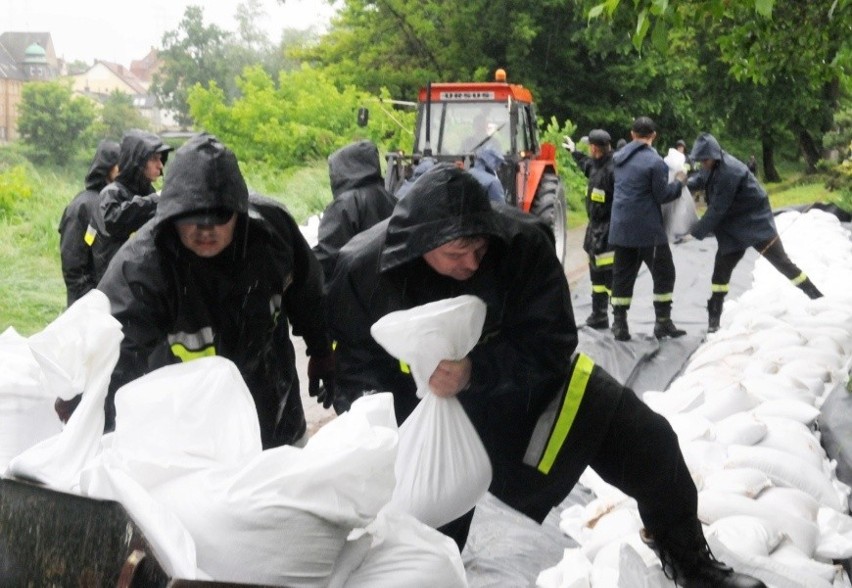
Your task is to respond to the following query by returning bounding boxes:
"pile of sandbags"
[538,210,852,587]
[2,290,466,587]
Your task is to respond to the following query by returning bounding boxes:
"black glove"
[54,393,82,424]
[307,352,335,409]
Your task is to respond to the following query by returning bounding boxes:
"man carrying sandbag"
[327,163,764,588]
[77,133,336,447]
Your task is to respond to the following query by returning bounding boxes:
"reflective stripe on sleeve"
[168,328,216,362]
[791,273,808,286]
[84,224,97,246]
[523,353,594,475]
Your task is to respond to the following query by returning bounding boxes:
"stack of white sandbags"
[538,210,852,587]
[2,291,467,587]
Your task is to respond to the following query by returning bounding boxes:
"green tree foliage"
[95,90,150,142]
[151,6,234,128]
[0,165,32,219]
[187,64,415,168]
[17,81,96,166]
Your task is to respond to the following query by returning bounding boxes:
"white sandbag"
[6,290,123,489]
[680,439,728,480]
[686,338,754,373]
[370,295,492,528]
[581,507,643,561]
[612,540,670,588]
[661,148,698,241]
[756,426,827,472]
[725,445,845,512]
[755,487,820,523]
[337,508,467,588]
[712,411,767,447]
[816,507,852,560]
[698,489,819,556]
[688,383,760,422]
[741,375,818,406]
[704,468,772,498]
[644,385,704,416]
[768,541,842,585]
[752,399,821,426]
[706,515,784,557]
[535,547,592,588]
[665,411,714,444]
[0,327,59,471]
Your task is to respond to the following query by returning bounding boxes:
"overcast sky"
[3,0,336,66]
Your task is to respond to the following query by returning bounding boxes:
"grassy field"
[0,152,844,337]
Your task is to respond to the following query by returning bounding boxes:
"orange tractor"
[382,69,569,265]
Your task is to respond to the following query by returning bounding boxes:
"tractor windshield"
[415,101,511,156]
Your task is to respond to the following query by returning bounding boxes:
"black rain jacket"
[92,130,171,282]
[58,140,119,306]
[687,133,777,254]
[572,150,615,259]
[313,140,396,281]
[327,163,577,472]
[99,134,330,447]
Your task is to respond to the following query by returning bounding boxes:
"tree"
[96,90,150,142]
[17,81,96,166]
[151,5,233,128]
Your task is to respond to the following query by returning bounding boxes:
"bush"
[0,165,34,219]
[823,157,852,212]
[539,116,589,225]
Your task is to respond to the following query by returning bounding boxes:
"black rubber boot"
[707,294,724,334]
[585,292,610,329]
[611,308,630,341]
[654,303,686,339]
[642,521,767,588]
[797,277,824,300]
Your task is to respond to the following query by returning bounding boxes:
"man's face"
[700,159,716,172]
[175,213,237,258]
[143,152,165,182]
[423,237,489,281]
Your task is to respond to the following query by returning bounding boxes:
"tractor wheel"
[529,172,568,268]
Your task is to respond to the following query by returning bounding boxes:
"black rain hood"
[116,129,173,196]
[155,133,249,228]
[84,140,120,192]
[380,163,503,271]
[328,140,383,197]
[690,133,724,162]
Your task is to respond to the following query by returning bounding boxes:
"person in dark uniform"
[609,117,688,341]
[313,140,397,282]
[326,163,764,588]
[58,140,119,306]
[84,134,335,446]
[688,133,823,332]
[564,129,615,329]
[91,129,172,282]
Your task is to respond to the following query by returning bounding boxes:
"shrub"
[0,165,33,219]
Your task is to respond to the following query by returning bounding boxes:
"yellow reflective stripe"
[711,283,729,293]
[170,343,216,362]
[791,273,807,286]
[84,224,97,246]
[590,188,606,203]
[653,293,673,302]
[399,360,410,374]
[537,354,594,474]
[611,297,631,307]
[595,251,614,267]
[592,284,609,294]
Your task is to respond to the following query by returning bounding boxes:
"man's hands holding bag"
[307,351,335,409]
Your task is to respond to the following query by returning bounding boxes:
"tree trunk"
[761,137,780,183]
[791,121,821,173]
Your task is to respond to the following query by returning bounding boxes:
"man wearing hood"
[609,116,688,341]
[58,140,120,306]
[688,133,823,332]
[326,163,764,588]
[313,140,397,282]
[91,129,173,283]
[92,134,334,447]
[563,129,616,329]
[395,156,437,200]
[467,147,506,204]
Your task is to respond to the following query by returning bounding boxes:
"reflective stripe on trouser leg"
[523,354,595,474]
[652,292,673,303]
[710,283,729,293]
[610,297,631,308]
[791,272,808,286]
[168,328,216,362]
[592,284,610,295]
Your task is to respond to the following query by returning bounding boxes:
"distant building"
[0,32,62,142]
[130,48,161,86]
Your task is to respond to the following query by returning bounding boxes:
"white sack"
[661,148,698,241]
[706,515,784,557]
[337,507,467,588]
[370,295,492,528]
[535,547,593,588]
[703,468,772,498]
[6,290,122,489]
[0,327,59,471]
